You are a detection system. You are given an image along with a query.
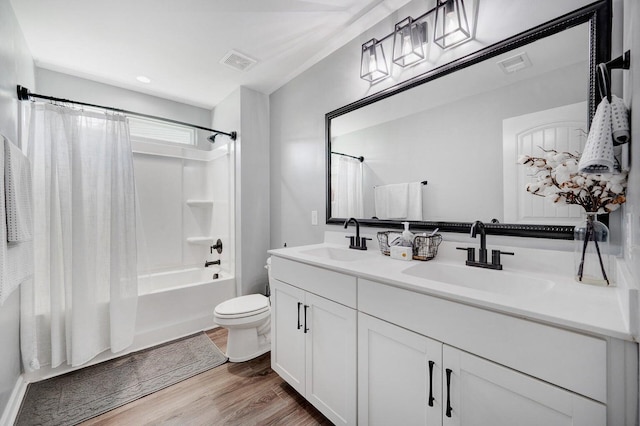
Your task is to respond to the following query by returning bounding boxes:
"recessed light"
[136,75,151,83]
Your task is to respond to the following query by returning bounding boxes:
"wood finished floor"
[80,328,332,426]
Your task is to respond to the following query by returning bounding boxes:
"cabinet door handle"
[428,361,435,407]
[445,368,453,418]
[303,305,309,333]
[297,302,302,330]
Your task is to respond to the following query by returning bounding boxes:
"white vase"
[574,212,611,286]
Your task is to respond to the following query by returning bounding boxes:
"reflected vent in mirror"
[497,52,532,74]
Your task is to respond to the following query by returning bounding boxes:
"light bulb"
[369,49,378,73]
[402,33,412,55]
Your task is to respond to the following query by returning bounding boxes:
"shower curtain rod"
[16,85,237,141]
[331,151,364,162]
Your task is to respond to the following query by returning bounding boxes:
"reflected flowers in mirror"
[518,148,627,213]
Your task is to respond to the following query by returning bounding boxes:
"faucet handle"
[456,246,476,262]
[491,250,514,267]
[345,235,355,246]
[361,237,372,250]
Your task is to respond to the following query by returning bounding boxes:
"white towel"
[407,182,423,221]
[4,137,33,242]
[374,183,408,219]
[0,136,34,305]
[610,95,630,145]
[578,98,615,173]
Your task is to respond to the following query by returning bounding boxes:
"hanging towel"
[374,183,409,219]
[0,136,34,305]
[610,95,630,145]
[4,136,33,242]
[578,98,615,173]
[407,182,423,221]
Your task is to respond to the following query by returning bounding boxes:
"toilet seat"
[214,294,269,319]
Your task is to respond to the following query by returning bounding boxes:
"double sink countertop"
[269,235,638,342]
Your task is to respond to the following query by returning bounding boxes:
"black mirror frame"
[326,0,611,240]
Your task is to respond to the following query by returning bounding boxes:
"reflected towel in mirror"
[374,182,423,220]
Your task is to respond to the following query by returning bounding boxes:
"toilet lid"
[215,294,269,317]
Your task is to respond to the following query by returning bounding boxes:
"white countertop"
[269,235,638,342]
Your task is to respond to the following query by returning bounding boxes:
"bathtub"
[134,267,236,351]
[25,267,236,382]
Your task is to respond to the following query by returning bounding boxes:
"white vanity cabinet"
[357,278,633,426]
[358,312,443,426]
[270,257,357,426]
[269,251,636,426]
[359,313,604,426]
[442,345,605,426]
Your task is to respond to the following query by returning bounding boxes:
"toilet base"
[225,327,271,362]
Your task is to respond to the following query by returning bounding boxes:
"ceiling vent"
[497,52,532,74]
[220,50,258,72]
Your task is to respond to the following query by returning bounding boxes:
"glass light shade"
[434,0,471,49]
[360,39,389,82]
[392,17,426,67]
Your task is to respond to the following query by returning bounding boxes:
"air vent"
[497,52,532,74]
[220,50,258,72]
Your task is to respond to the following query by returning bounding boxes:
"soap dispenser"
[402,222,415,247]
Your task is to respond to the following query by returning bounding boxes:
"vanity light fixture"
[360,38,389,82]
[434,0,471,49]
[359,0,474,82]
[392,17,427,67]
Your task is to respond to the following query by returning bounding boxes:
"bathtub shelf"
[186,237,215,245]
[186,199,214,208]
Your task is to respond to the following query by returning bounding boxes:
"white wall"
[621,2,640,419]
[35,68,212,128]
[0,0,34,415]
[215,87,270,296]
[269,0,602,249]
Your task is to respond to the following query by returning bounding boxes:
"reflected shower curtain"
[333,155,363,218]
[20,103,138,371]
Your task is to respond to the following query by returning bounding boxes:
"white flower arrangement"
[518,147,627,213]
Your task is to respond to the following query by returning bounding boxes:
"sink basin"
[402,262,554,297]
[300,246,371,262]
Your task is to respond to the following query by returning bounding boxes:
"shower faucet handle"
[210,239,223,254]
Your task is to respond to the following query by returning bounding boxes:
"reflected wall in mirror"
[326,1,611,239]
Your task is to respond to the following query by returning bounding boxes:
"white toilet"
[213,259,272,362]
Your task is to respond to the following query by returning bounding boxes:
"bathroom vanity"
[268,237,638,426]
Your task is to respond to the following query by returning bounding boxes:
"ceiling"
[10,0,413,110]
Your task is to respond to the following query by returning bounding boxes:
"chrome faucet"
[457,220,514,270]
[344,217,371,250]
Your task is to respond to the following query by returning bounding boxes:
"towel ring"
[596,63,611,102]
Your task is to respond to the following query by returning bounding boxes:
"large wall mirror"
[326,1,611,239]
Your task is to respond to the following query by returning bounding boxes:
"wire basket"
[412,234,443,261]
[377,231,391,255]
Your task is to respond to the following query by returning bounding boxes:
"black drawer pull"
[303,305,309,333]
[297,302,302,330]
[445,368,453,418]
[428,360,435,407]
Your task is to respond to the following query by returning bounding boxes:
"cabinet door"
[305,293,357,426]
[442,345,606,426]
[271,279,306,396]
[358,313,443,426]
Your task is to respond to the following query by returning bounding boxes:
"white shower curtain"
[333,155,364,218]
[20,102,138,371]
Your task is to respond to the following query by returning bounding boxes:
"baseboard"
[0,374,27,426]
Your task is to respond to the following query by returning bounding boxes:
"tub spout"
[205,260,221,267]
